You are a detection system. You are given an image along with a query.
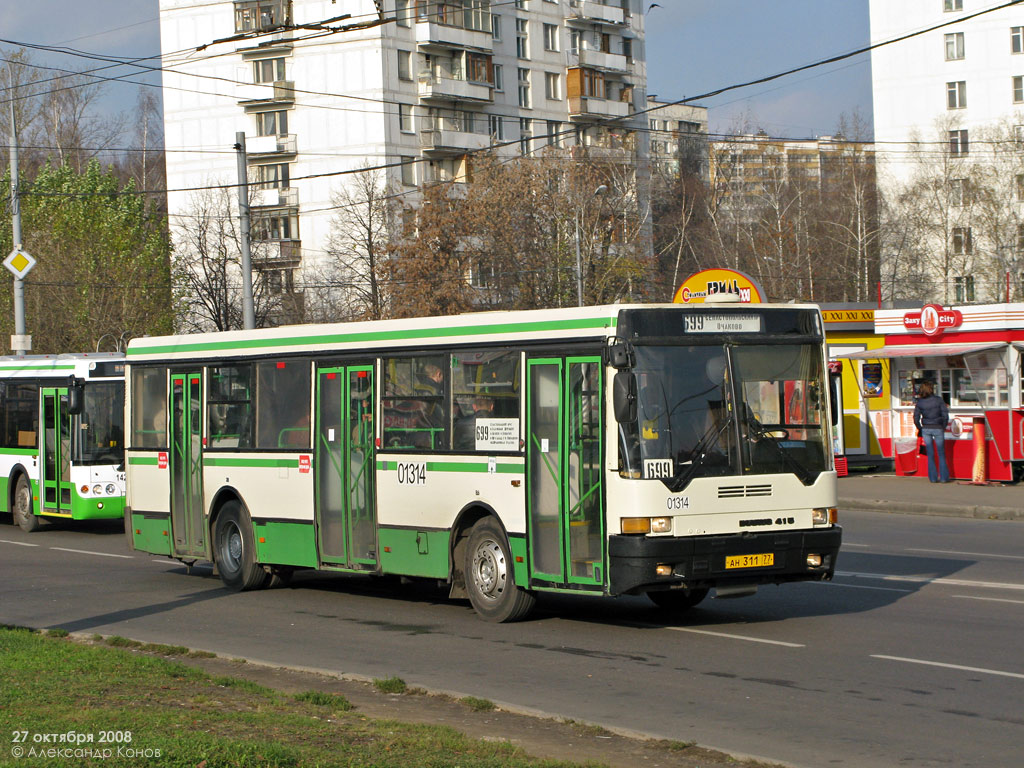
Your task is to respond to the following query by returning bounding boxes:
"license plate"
[725,553,774,569]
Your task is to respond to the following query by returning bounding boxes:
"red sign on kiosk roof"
[903,304,963,336]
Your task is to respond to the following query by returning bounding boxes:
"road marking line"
[871,654,1024,680]
[820,581,913,593]
[842,542,870,547]
[0,539,39,547]
[952,594,1024,605]
[665,627,804,647]
[50,547,133,560]
[836,570,1024,591]
[907,548,1024,561]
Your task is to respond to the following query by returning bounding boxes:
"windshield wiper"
[743,414,813,484]
[665,415,733,492]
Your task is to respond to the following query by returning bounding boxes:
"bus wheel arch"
[209,492,268,591]
[462,514,535,622]
[10,468,40,532]
[448,503,495,600]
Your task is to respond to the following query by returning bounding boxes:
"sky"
[0,0,874,141]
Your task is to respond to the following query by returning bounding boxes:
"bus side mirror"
[606,341,634,369]
[613,372,637,423]
[68,381,84,415]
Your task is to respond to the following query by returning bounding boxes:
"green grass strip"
[0,628,590,767]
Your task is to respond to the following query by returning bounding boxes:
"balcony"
[415,20,493,52]
[569,96,631,120]
[420,129,491,154]
[237,80,295,105]
[568,0,624,26]
[567,48,628,73]
[250,187,298,208]
[418,73,492,103]
[246,134,297,157]
[569,144,631,161]
[252,239,301,266]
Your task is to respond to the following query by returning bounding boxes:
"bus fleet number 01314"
[396,462,427,485]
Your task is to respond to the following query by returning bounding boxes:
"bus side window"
[208,365,253,448]
[131,367,167,449]
[382,355,449,450]
[255,360,311,449]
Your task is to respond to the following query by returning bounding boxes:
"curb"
[839,498,1022,521]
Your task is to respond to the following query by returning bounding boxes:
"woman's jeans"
[921,428,950,483]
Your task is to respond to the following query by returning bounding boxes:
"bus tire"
[465,518,535,622]
[648,587,709,612]
[213,501,265,591]
[13,475,41,533]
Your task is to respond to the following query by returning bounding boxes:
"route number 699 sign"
[397,461,426,485]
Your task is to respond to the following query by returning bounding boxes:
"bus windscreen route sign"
[683,314,762,334]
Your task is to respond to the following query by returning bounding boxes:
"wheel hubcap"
[472,537,506,601]
[223,522,242,571]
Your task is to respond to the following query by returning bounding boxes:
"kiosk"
[843,303,1024,482]
[821,303,897,471]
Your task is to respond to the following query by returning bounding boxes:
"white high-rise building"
[870,1,1024,302]
[159,0,648,323]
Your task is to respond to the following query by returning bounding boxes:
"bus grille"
[718,484,773,498]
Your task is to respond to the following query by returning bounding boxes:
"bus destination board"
[682,314,762,334]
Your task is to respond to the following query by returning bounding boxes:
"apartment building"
[870,0,1024,302]
[709,133,875,214]
[645,97,708,178]
[158,0,648,322]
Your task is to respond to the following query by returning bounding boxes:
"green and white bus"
[124,304,841,621]
[0,354,126,532]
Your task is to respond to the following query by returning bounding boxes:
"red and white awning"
[843,342,1007,359]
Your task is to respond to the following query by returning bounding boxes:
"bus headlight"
[812,507,837,525]
[621,517,672,534]
[105,484,117,495]
[92,484,104,495]
[650,517,672,533]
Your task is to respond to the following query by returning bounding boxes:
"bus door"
[169,373,205,557]
[526,357,605,589]
[40,388,73,515]
[315,366,377,569]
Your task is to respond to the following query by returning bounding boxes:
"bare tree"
[127,87,165,203]
[40,71,125,172]
[171,187,282,332]
[318,165,393,321]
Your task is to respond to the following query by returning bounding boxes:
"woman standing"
[913,380,951,483]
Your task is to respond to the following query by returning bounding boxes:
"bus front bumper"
[607,526,842,596]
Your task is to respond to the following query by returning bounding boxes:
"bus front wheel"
[13,475,41,533]
[648,587,709,612]
[213,502,266,591]
[465,518,535,622]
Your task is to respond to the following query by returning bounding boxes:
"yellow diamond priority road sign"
[4,248,36,279]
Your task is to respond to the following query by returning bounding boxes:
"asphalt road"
[1,509,1022,768]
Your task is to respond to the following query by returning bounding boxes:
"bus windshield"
[76,381,125,465]
[620,343,829,487]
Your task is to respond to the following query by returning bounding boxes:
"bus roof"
[126,303,822,364]
[0,352,125,380]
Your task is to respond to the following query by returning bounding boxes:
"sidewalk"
[838,472,1023,521]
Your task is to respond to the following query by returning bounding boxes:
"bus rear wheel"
[648,587,709,612]
[13,475,41,533]
[213,501,266,591]
[465,518,535,622]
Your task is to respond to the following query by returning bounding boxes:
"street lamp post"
[575,184,608,306]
